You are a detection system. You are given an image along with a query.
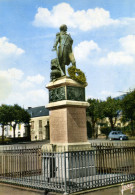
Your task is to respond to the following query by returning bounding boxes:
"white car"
[108,131,128,141]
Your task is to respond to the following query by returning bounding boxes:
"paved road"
[0,139,134,151]
[0,139,134,146]
[88,139,135,145]
[0,140,49,148]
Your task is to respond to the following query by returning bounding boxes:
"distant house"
[0,122,27,138]
[0,106,50,141]
[0,125,9,137]
[7,123,26,138]
[27,106,50,141]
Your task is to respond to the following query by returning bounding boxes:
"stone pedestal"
[46,76,90,146]
[42,77,94,184]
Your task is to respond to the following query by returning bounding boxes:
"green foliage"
[102,97,121,130]
[12,104,30,125]
[68,66,86,84]
[0,104,14,125]
[121,89,135,135]
[87,97,121,138]
[87,121,92,138]
[102,97,121,118]
[120,124,133,136]
[0,104,31,139]
[100,126,111,139]
[0,137,12,144]
[0,104,14,142]
[87,98,103,138]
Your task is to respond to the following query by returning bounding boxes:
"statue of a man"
[52,24,76,75]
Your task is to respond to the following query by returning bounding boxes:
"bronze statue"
[50,25,86,83]
[52,24,76,75]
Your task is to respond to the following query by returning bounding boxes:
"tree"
[121,90,135,136]
[87,121,92,139]
[102,97,121,130]
[100,126,111,139]
[0,105,14,143]
[8,104,31,138]
[0,104,31,140]
[87,98,103,138]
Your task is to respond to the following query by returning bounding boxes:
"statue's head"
[60,24,67,32]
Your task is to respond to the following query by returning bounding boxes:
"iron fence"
[0,144,135,194]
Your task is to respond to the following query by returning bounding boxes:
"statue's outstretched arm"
[52,33,60,51]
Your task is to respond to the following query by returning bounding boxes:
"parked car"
[108,131,128,141]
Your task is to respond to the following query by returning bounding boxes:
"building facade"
[27,106,49,141]
[7,123,26,138]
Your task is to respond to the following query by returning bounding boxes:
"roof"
[26,106,49,118]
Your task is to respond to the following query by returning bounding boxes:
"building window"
[18,124,21,130]
[31,121,34,129]
[39,120,42,128]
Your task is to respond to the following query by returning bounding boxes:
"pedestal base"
[42,143,96,181]
[42,142,91,152]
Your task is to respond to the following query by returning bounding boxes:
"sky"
[0,0,135,108]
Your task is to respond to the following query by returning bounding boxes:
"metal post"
[64,152,68,195]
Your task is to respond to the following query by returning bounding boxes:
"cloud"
[33,3,119,31]
[74,40,100,61]
[0,74,12,100]
[8,68,24,80]
[120,17,135,26]
[119,35,135,55]
[26,74,45,84]
[0,68,24,101]
[0,68,47,108]
[7,89,48,108]
[99,51,134,66]
[21,74,45,89]
[0,37,25,68]
[0,37,24,58]
[98,34,135,66]
[25,89,47,106]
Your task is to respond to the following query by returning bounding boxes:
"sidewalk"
[0,183,46,195]
[77,185,135,195]
[0,183,135,195]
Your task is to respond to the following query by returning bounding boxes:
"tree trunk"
[92,120,96,138]
[13,124,16,138]
[2,125,4,143]
[131,119,134,136]
[109,117,114,130]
